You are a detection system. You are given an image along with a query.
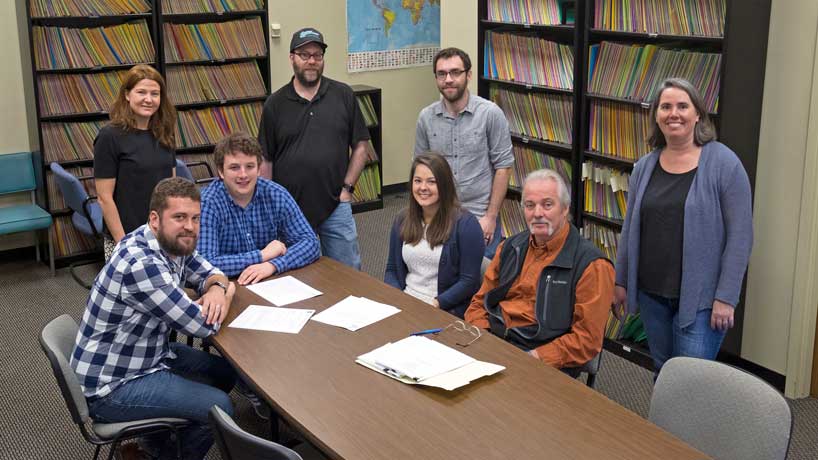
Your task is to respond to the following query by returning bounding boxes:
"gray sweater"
[615,141,753,328]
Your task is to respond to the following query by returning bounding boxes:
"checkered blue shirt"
[197,178,319,277]
[71,224,224,399]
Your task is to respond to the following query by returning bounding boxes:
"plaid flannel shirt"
[71,224,223,399]
[197,178,319,277]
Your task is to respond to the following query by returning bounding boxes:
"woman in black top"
[94,64,177,258]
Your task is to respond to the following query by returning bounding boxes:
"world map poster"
[347,0,441,72]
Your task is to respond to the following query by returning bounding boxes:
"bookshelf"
[478,0,585,235]
[579,0,771,360]
[25,0,272,265]
[350,85,383,214]
[157,1,270,158]
[26,0,159,263]
[477,0,772,366]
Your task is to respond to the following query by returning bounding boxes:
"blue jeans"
[88,343,237,460]
[485,215,503,260]
[637,290,726,378]
[318,201,361,270]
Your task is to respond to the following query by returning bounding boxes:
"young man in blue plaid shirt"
[71,177,237,460]
[198,131,319,285]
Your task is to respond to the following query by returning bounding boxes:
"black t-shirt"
[258,77,370,227]
[93,125,175,235]
[638,163,697,299]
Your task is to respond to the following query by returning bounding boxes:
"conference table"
[211,257,709,460]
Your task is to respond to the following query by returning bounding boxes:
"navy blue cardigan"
[384,209,485,318]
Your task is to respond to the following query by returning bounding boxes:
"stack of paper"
[311,296,400,331]
[357,336,505,391]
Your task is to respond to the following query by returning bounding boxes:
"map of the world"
[347,0,440,72]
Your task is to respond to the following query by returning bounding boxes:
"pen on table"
[411,328,443,336]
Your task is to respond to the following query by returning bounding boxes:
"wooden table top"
[211,258,708,460]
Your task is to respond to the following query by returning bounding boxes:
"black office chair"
[39,314,190,460]
[50,162,104,289]
[209,406,303,460]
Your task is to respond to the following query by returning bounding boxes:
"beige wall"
[266,1,440,186]
[742,0,818,375]
[1,0,34,153]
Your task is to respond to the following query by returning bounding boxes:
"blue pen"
[411,327,443,336]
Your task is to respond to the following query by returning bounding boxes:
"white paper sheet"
[356,348,505,391]
[310,295,401,331]
[364,336,475,381]
[228,304,314,334]
[245,276,322,306]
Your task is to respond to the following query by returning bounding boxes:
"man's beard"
[294,64,322,88]
[439,83,466,103]
[156,228,197,257]
[529,218,558,238]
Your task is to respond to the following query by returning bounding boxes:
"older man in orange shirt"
[465,169,615,373]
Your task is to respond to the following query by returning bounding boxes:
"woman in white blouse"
[384,152,485,318]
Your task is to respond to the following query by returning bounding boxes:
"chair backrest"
[39,314,90,427]
[209,406,303,460]
[0,152,36,195]
[49,162,90,214]
[176,159,194,182]
[649,357,792,460]
[579,351,602,387]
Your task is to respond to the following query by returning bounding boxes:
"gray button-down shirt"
[414,94,513,217]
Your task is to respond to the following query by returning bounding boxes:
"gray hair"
[521,169,571,209]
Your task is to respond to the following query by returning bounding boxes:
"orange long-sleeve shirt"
[465,223,615,369]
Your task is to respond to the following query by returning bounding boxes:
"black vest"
[483,225,610,351]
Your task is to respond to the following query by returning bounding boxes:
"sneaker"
[235,381,270,420]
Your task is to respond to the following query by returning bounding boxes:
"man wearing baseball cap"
[258,27,369,270]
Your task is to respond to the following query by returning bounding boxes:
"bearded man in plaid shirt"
[71,177,237,460]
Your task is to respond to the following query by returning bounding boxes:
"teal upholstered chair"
[0,152,54,275]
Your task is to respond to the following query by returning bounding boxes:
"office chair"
[0,152,54,275]
[649,357,792,460]
[209,406,304,460]
[50,162,104,288]
[39,314,190,460]
[176,159,216,185]
[578,351,602,388]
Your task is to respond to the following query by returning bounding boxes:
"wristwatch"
[211,280,228,294]
[342,183,355,194]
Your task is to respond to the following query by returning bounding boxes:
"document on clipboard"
[356,336,504,391]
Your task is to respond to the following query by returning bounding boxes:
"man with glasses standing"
[415,47,513,259]
[258,27,369,270]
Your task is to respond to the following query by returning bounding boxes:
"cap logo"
[300,30,320,38]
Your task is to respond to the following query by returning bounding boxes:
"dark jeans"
[637,289,726,378]
[88,343,237,460]
[485,215,503,260]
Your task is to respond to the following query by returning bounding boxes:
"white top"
[402,234,442,306]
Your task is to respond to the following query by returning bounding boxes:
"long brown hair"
[109,64,176,148]
[400,152,460,248]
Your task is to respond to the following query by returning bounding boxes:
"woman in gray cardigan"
[613,78,753,376]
